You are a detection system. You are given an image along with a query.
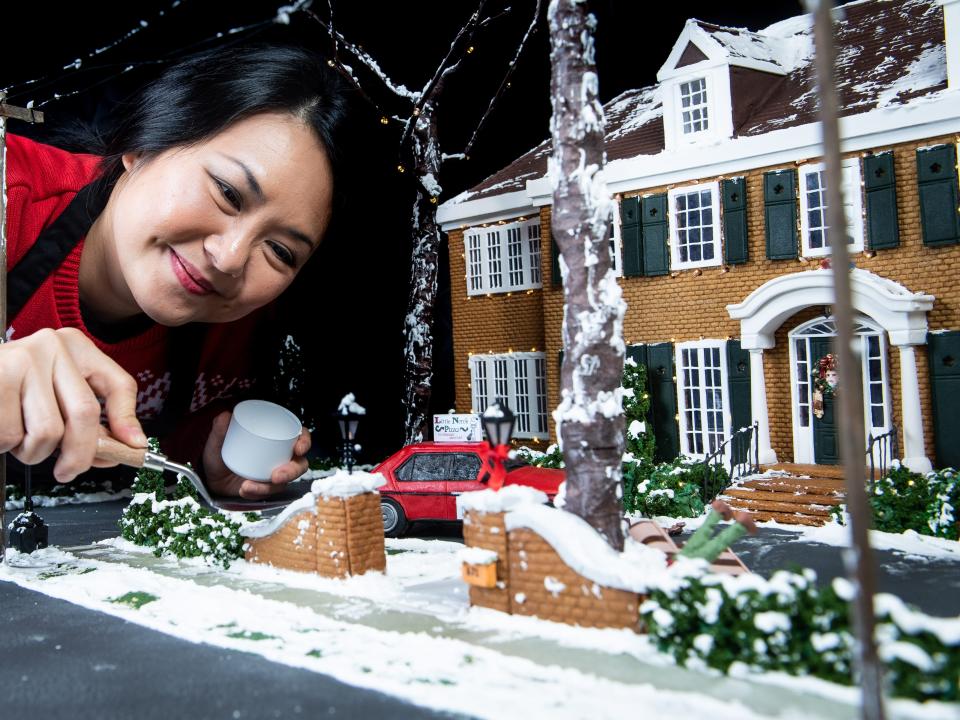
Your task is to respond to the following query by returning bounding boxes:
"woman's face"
[104,112,333,325]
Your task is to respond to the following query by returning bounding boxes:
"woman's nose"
[204,230,253,278]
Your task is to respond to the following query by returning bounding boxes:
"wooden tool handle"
[96,435,148,469]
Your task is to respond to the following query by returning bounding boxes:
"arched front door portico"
[727,269,934,472]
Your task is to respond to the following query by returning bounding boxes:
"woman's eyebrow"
[220,154,265,203]
[218,153,316,249]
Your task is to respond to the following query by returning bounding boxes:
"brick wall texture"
[245,492,386,578]
[462,509,642,631]
[446,135,960,465]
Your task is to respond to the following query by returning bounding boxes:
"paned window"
[464,218,543,295]
[680,77,709,135]
[668,183,721,270]
[469,353,548,439]
[676,341,728,457]
[799,160,864,256]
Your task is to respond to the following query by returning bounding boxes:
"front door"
[811,337,840,464]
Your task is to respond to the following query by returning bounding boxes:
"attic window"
[680,78,709,134]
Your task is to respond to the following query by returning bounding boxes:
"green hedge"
[868,465,958,540]
[118,440,255,569]
[641,564,960,702]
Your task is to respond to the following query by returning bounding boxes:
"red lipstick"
[170,249,214,295]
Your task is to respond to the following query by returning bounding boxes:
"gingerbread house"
[242,471,386,578]
[437,0,960,476]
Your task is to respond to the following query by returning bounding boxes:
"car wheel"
[380,498,408,538]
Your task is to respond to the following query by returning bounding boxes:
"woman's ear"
[121,151,143,172]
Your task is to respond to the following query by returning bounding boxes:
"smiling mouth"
[170,249,215,295]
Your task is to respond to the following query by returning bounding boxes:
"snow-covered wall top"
[240,470,386,538]
[311,470,386,499]
[504,504,668,593]
[458,485,548,514]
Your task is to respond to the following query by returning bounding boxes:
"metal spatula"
[95,435,304,513]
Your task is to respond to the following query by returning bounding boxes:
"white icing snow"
[338,393,366,416]
[240,470,385,538]
[237,491,317,539]
[504,505,668,593]
[457,485,548,514]
[311,470,386,499]
[460,547,498,565]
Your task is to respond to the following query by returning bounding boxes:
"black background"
[1,1,802,462]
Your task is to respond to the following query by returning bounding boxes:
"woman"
[1,44,353,499]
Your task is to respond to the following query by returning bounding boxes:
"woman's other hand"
[0,327,146,482]
[202,410,311,499]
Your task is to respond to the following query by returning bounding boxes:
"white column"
[897,344,933,473]
[749,349,778,465]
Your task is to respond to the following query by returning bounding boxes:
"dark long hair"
[83,43,354,223]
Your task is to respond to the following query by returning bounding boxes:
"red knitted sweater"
[5,134,263,470]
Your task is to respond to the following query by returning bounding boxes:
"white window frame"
[469,352,548,439]
[464,218,542,296]
[679,77,710,136]
[798,159,864,258]
[609,202,623,278]
[668,182,722,270]
[675,340,731,460]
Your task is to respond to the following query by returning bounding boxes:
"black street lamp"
[481,398,516,490]
[9,465,48,554]
[335,404,362,475]
[482,398,516,448]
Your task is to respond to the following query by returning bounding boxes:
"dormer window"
[680,77,709,134]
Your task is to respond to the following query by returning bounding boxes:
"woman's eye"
[268,240,296,267]
[215,178,242,210]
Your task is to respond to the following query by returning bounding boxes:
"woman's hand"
[0,327,147,481]
[202,410,311,499]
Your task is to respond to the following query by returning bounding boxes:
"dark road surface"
[1,500,956,720]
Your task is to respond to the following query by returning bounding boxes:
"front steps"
[719,463,847,526]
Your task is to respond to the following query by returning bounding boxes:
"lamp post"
[481,398,516,490]
[336,405,362,475]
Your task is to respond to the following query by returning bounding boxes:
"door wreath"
[812,353,838,419]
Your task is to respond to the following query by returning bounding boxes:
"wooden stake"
[807,3,886,717]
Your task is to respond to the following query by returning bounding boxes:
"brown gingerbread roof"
[452,0,946,206]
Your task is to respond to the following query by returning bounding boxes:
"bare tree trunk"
[548,0,626,550]
[403,105,442,444]
[808,1,886,717]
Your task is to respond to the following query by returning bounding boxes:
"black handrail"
[866,424,898,491]
[698,421,760,503]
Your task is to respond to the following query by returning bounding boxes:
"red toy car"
[372,442,564,537]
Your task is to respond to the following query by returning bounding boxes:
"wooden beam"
[0,103,44,123]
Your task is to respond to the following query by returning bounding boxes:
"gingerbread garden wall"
[446,135,960,463]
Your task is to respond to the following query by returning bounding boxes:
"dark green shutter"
[726,340,752,463]
[646,342,679,461]
[764,169,798,259]
[626,344,647,367]
[917,145,960,246]
[929,331,960,469]
[641,194,669,276]
[722,178,749,264]
[551,238,562,286]
[620,196,643,277]
[864,152,899,250]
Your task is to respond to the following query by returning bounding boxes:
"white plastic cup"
[221,400,302,482]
